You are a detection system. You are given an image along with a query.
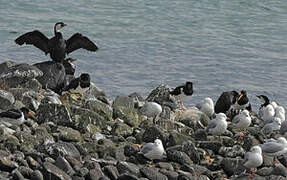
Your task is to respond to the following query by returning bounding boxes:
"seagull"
[139,102,162,124]
[260,137,287,166]
[242,145,263,178]
[139,139,165,160]
[256,95,271,118]
[280,120,287,135]
[261,117,281,135]
[260,104,275,123]
[169,81,193,110]
[206,113,228,139]
[231,109,251,139]
[195,97,214,118]
[0,107,36,126]
[275,106,285,122]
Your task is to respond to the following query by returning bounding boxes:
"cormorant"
[15,22,98,63]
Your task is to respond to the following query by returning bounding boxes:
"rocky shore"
[0,60,286,180]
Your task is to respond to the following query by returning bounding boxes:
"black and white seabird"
[15,22,98,63]
[215,90,251,116]
[169,81,193,109]
[62,73,91,95]
[0,107,36,126]
[256,95,270,108]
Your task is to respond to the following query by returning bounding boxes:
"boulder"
[0,90,15,110]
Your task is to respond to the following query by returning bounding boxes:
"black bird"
[15,22,98,63]
[215,90,251,116]
[62,73,90,95]
[256,95,270,108]
[0,107,36,126]
[169,81,193,109]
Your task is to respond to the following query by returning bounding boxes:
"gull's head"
[271,101,278,109]
[276,106,285,115]
[277,137,287,144]
[241,109,250,117]
[216,113,228,121]
[154,139,163,147]
[273,117,282,126]
[250,145,262,154]
[204,97,214,106]
[54,22,67,32]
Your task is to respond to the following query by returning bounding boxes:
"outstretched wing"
[15,30,49,54]
[66,33,98,54]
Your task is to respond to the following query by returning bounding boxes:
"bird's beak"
[238,93,244,101]
[256,95,260,98]
[28,111,37,121]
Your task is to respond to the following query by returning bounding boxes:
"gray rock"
[156,162,174,171]
[271,163,287,177]
[159,169,178,180]
[44,142,81,160]
[55,156,75,176]
[0,90,15,110]
[84,82,106,100]
[112,96,135,109]
[34,61,65,93]
[17,166,33,179]
[194,129,208,141]
[12,169,25,180]
[22,78,42,92]
[219,145,245,158]
[177,109,209,130]
[198,141,223,154]
[0,62,43,88]
[84,99,113,121]
[58,127,82,142]
[41,95,62,105]
[31,170,44,180]
[117,173,138,180]
[0,157,18,172]
[166,150,193,165]
[42,162,71,180]
[26,156,41,170]
[22,91,41,111]
[221,158,244,177]
[111,121,133,138]
[168,130,194,147]
[142,127,166,146]
[182,141,200,164]
[140,167,168,180]
[36,104,72,126]
[86,168,105,180]
[116,161,140,177]
[103,165,119,180]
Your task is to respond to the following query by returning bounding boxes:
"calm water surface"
[0,0,287,111]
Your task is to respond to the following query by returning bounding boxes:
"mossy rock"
[168,130,194,146]
[84,99,113,122]
[111,120,133,138]
[57,126,82,142]
[113,107,141,127]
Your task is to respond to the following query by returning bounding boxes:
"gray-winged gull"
[261,117,281,135]
[139,139,165,160]
[206,113,228,139]
[243,145,263,178]
[260,104,275,123]
[260,137,287,166]
[275,106,285,122]
[139,102,162,124]
[232,109,251,139]
[196,97,214,118]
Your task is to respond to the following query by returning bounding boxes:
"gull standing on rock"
[261,117,281,135]
[139,139,165,160]
[196,97,214,118]
[256,95,271,118]
[242,145,263,178]
[139,102,162,124]
[232,109,251,139]
[206,113,228,139]
[169,81,193,110]
[275,106,285,122]
[260,137,287,166]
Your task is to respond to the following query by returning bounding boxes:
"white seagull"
[243,145,263,178]
[139,102,162,124]
[196,97,214,118]
[206,113,228,139]
[232,109,251,139]
[139,139,165,160]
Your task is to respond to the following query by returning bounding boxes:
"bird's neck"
[54,31,63,39]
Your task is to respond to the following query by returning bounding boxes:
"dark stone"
[117,173,138,180]
[194,129,208,141]
[22,91,41,111]
[31,170,43,180]
[198,141,223,154]
[271,163,287,177]
[159,169,178,180]
[166,150,193,165]
[103,165,119,180]
[86,168,105,180]
[0,90,15,110]
[116,161,140,177]
[142,127,166,146]
[43,142,81,160]
[0,62,43,89]
[26,156,41,170]
[42,162,71,180]
[0,157,18,172]
[55,156,75,175]
[156,162,174,171]
[34,61,66,93]
[182,141,200,164]
[71,176,84,180]
[140,167,168,180]
[12,169,25,180]
[36,104,72,126]
[17,166,33,179]
[221,158,244,177]
[65,156,83,171]
[124,144,139,157]
[22,78,42,92]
